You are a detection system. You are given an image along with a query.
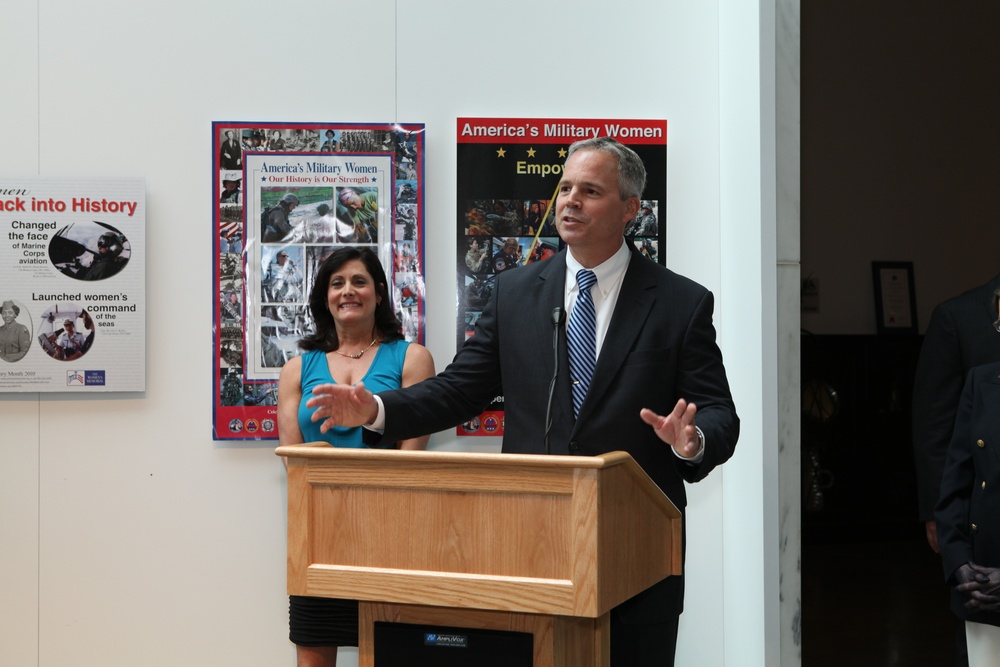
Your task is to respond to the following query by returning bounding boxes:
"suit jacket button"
[983,481,988,490]
[977,439,986,448]
[568,441,580,452]
[971,523,978,532]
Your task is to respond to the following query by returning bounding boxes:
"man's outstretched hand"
[640,399,701,459]
[305,382,379,434]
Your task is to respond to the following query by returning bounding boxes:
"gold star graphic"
[557,148,567,158]
[526,147,536,158]
[496,147,507,158]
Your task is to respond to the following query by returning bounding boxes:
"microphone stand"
[544,306,565,455]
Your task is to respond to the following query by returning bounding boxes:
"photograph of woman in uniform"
[0,300,31,362]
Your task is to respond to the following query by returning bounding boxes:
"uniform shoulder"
[938,275,999,309]
[970,360,1000,380]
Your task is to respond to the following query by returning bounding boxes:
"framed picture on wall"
[872,261,917,334]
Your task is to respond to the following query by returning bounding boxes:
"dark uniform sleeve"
[913,303,965,521]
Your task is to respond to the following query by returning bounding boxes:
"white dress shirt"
[564,240,630,359]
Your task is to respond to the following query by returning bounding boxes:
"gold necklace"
[333,336,378,359]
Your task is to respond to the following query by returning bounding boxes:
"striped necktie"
[567,269,598,417]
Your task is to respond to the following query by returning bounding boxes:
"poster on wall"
[212,122,426,441]
[455,117,667,436]
[0,178,146,392]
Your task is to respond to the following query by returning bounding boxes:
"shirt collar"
[566,239,630,294]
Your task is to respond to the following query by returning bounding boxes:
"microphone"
[543,306,565,455]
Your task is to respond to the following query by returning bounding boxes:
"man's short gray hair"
[566,136,647,201]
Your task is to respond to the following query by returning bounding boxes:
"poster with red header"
[212,122,425,440]
[455,117,667,436]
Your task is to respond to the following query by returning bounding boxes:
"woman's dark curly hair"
[299,247,403,352]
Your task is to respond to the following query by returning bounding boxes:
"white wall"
[0,1,781,665]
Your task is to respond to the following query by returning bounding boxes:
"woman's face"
[327,259,379,327]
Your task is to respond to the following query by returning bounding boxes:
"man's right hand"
[305,382,378,434]
[925,520,939,553]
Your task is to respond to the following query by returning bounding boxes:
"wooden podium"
[276,445,681,667]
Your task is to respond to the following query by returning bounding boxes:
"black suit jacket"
[935,361,1000,626]
[376,246,739,621]
[913,273,1000,521]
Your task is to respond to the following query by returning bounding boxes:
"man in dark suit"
[913,274,1000,666]
[306,136,740,666]
[914,274,1000,547]
[935,358,1000,663]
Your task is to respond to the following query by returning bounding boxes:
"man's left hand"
[640,399,700,459]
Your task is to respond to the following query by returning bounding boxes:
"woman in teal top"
[295,339,411,446]
[277,247,434,667]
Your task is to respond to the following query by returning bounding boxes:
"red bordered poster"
[212,122,425,440]
[455,117,667,436]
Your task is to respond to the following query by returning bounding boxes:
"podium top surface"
[276,445,636,470]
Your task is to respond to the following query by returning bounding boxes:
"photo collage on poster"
[459,197,662,340]
[459,198,560,341]
[455,118,667,436]
[213,123,425,440]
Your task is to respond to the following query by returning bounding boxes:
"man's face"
[555,149,639,265]
[65,322,75,333]
[1,305,15,324]
[277,254,287,265]
[504,240,518,255]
